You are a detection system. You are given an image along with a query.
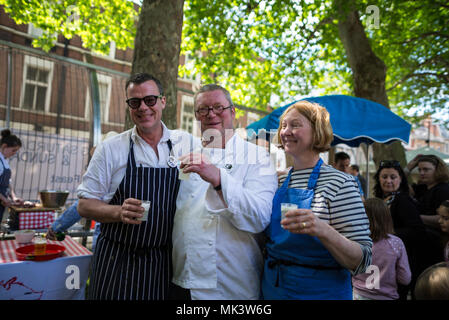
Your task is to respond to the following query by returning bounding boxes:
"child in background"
[352,198,412,300]
[414,262,449,299]
[437,200,449,262]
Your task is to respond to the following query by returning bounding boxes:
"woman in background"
[0,129,23,224]
[373,160,427,299]
[352,198,411,300]
[406,154,449,267]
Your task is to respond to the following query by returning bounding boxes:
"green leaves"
[0,0,138,55]
[2,0,446,124]
[182,0,448,124]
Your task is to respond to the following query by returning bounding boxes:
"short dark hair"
[351,164,360,172]
[125,73,164,96]
[335,151,350,163]
[0,129,22,148]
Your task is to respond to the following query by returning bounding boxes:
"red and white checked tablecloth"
[18,211,55,230]
[0,236,92,263]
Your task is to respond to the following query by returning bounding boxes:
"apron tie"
[268,256,343,271]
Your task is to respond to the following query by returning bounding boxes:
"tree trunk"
[335,1,407,168]
[124,0,184,130]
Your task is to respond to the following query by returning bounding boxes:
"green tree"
[181,0,448,168]
[126,0,184,130]
[182,0,448,123]
[0,0,138,54]
[2,0,447,167]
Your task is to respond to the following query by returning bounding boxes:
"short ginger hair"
[276,100,333,153]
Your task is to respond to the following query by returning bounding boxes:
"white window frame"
[27,23,43,38]
[92,41,116,60]
[108,41,116,60]
[181,53,201,83]
[20,55,54,112]
[84,74,112,124]
[180,95,198,136]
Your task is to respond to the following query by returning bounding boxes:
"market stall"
[0,236,92,300]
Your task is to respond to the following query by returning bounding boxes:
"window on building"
[108,41,116,60]
[180,96,198,135]
[92,41,116,60]
[85,74,112,123]
[21,56,54,112]
[181,53,200,82]
[27,23,43,38]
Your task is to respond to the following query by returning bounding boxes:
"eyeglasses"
[195,105,233,116]
[379,160,401,168]
[126,95,163,109]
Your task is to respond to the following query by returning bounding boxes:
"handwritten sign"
[8,130,89,202]
[0,276,44,300]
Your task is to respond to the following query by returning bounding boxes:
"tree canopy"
[0,0,138,54]
[181,0,448,126]
[1,0,448,127]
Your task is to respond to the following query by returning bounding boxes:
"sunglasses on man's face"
[126,95,163,109]
[379,160,401,168]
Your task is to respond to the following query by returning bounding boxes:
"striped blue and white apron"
[88,139,180,300]
[0,157,11,223]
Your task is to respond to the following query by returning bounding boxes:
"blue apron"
[262,158,352,300]
[0,157,12,223]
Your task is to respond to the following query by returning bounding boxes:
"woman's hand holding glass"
[281,208,326,237]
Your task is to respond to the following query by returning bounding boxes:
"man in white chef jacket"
[171,84,278,300]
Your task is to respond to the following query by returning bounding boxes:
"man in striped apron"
[77,73,195,300]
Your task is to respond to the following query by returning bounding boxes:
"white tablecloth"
[0,236,92,300]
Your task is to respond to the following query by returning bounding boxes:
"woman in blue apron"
[262,101,372,300]
[0,129,23,223]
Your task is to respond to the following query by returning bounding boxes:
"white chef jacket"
[172,133,278,300]
[77,123,198,201]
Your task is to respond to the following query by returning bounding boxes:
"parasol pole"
[366,144,370,197]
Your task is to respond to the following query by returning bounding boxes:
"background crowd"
[352,153,449,299]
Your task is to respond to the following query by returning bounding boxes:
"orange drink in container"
[34,237,47,255]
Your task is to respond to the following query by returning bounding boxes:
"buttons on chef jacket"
[208,241,213,246]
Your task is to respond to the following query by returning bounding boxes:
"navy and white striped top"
[278,164,372,275]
